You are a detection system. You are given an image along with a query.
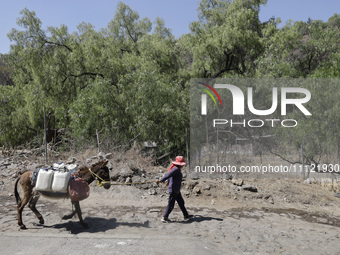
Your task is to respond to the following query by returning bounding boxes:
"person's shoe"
[183,215,193,221]
[161,217,171,223]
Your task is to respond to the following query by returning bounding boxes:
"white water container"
[52,171,71,193]
[66,164,78,175]
[53,162,65,170]
[36,169,54,191]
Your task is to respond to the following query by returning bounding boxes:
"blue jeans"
[163,192,188,218]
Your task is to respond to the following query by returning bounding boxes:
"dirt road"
[1,184,340,255]
[1,150,340,254]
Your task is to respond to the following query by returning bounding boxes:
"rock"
[264,194,274,204]
[7,163,18,170]
[105,153,113,159]
[304,178,313,184]
[233,235,240,241]
[189,172,200,180]
[242,184,258,192]
[232,179,244,186]
[1,160,11,167]
[141,184,150,190]
[334,193,340,198]
[186,181,199,190]
[223,174,233,180]
[97,152,105,159]
[317,218,328,224]
[283,198,291,203]
[120,168,134,178]
[110,172,120,181]
[129,165,145,176]
[203,185,211,191]
[149,209,161,213]
[131,176,142,183]
[1,170,11,177]
[0,180,4,185]
[193,186,201,195]
[125,177,132,183]
[66,157,76,164]
[148,189,157,195]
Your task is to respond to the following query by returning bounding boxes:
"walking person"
[157,156,191,222]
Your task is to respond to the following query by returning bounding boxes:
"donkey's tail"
[14,178,21,205]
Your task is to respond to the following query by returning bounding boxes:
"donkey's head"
[79,160,111,189]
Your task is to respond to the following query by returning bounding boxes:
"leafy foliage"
[0,1,339,164]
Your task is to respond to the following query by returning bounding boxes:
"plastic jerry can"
[66,164,78,175]
[52,171,71,193]
[53,162,65,170]
[36,169,54,191]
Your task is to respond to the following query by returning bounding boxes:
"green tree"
[1,1,339,166]
[2,3,189,157]
[0,57,14,85]
[257,17,340,78]
[188,0,267,78]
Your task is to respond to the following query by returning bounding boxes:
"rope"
[109,180,157,186]
[88,167,110,187]
[88,167,158,187]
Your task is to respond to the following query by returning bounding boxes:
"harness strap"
[88,167,110,187]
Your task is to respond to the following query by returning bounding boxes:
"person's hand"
[156,180,161,185]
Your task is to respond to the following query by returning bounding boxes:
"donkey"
[14,160,111,229]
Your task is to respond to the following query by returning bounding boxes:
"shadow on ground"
[42,217,150,234]
[185,215,224,223]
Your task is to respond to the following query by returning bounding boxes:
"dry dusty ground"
[0,149,340,255]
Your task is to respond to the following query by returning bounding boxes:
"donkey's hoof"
[20,225,27,230]
[39,219,45,225]
[62,215,72,220]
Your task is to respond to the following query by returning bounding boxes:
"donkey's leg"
[62,205,77,220]
[28,192,44,225]
[73,201,89,228]
[17,194,32,230]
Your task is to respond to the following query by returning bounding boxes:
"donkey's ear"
[101,160,108,167]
